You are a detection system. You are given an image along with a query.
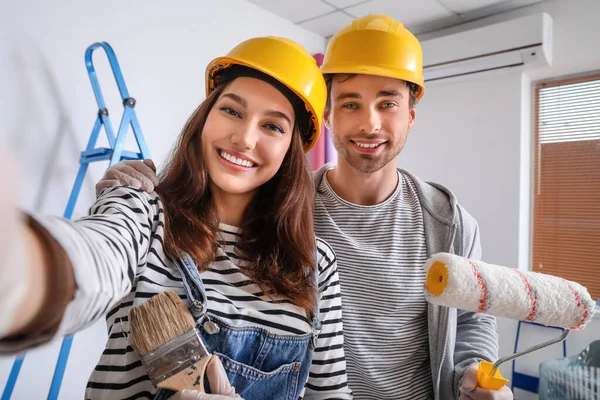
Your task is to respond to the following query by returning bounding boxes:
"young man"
[95,15,512,400]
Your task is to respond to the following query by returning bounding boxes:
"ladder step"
[80,148,143,163]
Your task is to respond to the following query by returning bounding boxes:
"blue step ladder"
[1,41,151,400]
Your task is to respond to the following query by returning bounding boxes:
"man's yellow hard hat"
[321,14,425,100]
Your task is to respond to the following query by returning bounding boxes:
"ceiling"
[247,0,546,38]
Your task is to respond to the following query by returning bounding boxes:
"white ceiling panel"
[408,14,463,35]
[299,10,355,37]
[438,0,511,14]
[324,0,373,8]
[248,0,550,38]
[344,0,456,26]
[247,0,335,23]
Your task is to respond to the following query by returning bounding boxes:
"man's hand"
[459,362,513,400]
[95,159,159,197]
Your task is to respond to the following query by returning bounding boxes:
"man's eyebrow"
[336,92,361,101]
[377,89,403,98]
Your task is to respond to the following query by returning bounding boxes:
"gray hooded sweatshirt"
[313,164,499,400]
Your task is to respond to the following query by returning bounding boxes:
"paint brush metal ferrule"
[141,328,210,386]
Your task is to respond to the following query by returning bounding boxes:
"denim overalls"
[155,252,321,400]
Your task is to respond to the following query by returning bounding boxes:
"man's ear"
[323,108,331,130]
[408,107,416,130]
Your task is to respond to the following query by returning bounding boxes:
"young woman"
[0,36,352,400]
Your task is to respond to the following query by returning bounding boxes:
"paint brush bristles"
[129,291,196,355]
[127,291,211,390]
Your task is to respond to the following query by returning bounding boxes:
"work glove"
[169,355,243,400]
[95,159,159,197]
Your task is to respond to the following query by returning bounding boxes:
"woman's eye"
[265,124,284,134]
[220,106,240,117]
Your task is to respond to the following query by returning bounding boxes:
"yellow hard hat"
[206,37,327,152]
[321,14,425,100]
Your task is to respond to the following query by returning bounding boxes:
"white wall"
[404,0,600,397]
[0,1,325,398]
[404,68,525,267]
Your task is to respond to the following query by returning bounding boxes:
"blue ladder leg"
[47,336,74,400]
[1,355,24,400]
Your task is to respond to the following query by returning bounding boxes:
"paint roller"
[423,253,596,391]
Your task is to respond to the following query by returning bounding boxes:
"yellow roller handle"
[477,361,509,390]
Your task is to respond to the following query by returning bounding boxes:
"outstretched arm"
[1,186,161,353]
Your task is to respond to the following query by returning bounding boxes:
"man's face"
[325,74,416,173]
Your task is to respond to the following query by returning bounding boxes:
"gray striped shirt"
[314,167,433,399]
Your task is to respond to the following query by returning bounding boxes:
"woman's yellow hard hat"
[207,37,327,152]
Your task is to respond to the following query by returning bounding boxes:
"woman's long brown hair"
[157,82,317,313]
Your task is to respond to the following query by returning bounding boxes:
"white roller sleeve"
[423,253,596,330]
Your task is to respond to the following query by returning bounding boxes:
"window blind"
[533,73,600,302]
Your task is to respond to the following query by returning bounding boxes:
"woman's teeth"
[220,151,254,167]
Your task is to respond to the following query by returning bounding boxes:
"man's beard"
[332,133,405,173]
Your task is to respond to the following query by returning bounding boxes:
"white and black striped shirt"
[29,186,352,400]
[314,168,433,399]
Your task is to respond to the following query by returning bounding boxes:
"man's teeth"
[220,151,254,167]
[355,142,381,148]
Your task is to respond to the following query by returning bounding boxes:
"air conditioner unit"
[421,13,553,82]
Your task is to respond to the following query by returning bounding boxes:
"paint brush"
[128,291,212,391]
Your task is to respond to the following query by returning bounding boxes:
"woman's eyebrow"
[264,110,291,125]
[221,92,247,108]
